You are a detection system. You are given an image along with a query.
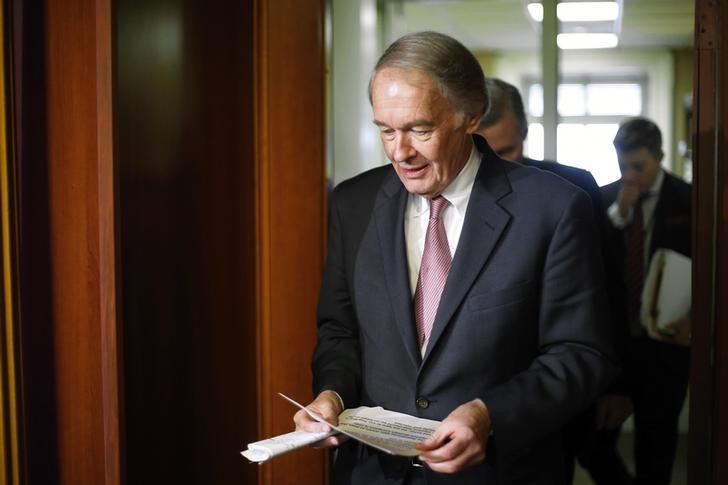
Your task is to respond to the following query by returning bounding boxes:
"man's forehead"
[618,147,658,162]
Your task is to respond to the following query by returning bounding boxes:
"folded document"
[641,247,691,342]
[241,393,441,463]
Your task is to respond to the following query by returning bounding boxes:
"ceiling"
[394,0,695,51]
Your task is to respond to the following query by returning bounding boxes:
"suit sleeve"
[481,189,620,454]
[311,189,362,408]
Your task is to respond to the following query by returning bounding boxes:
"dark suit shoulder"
[600,179,621,207]
[332,164,393,203]
[523,158,604,216]
[661,171,692,206]
[524,158,593,186]
[507,160,587,201]
[327,165,397,257]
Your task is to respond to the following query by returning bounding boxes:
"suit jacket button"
[416,397,430,409]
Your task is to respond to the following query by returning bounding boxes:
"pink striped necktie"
[414,196,452,350]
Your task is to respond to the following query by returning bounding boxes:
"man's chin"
[401,180,439,197]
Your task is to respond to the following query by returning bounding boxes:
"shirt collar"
[412,144,481,217]
[645,169,665,198]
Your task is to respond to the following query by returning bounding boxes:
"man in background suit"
[294,31,618,484]
[477,77,632,484]
[476,77,606,222]
[595,118,691,485]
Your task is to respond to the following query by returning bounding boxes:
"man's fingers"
[416,431,447,451]
[420,435,483,474]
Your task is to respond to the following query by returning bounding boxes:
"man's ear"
[464,113,482,134]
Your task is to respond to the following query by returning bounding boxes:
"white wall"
[330,0,386,186]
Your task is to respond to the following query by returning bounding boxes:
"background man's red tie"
[625,197,645,332]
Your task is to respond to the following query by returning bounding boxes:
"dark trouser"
[578,427,634,485]
[579,335,690,485]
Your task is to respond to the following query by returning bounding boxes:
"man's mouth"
[400,164,428,177]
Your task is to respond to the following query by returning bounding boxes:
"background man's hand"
[659,314,691,346]
[415,399,491,474]
[617,181,641,218]
[596,394,633,430]
[293,390,349,448]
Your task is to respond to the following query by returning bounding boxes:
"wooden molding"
[690,0,728,483]
[254,1,328,484]
[44,0,120,482]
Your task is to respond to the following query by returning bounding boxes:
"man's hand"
[659,314,691,346]
[293,390,349,448]
[617,181,640,218]
[596,394,633,430]
[415,399,491,474]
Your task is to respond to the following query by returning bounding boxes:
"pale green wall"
[672,48,694,180]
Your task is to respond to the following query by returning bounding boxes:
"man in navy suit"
[592,118,691,485]
[476,77,606,222]
[294,31,618,484]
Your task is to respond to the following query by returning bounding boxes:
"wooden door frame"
[690,0,728,483]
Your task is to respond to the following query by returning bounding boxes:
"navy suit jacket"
[313,136,619,484]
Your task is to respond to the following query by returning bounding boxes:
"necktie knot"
[429,196,448,220]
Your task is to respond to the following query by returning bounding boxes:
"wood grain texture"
[44,0,120,483]
[0,1,23,483]
[115,0,259,482]
[690,1,728,483]
[254,1,328,484]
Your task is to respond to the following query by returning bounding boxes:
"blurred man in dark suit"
[597,117,691,485]
[478,77,632,484]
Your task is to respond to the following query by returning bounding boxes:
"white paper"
[241,393,442,463]
[641,248,691,338]
[241,429,333,463]
[335,405,441,456]
[278,393,440,456]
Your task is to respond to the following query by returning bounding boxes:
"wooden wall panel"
[255,1,328,484]
[711,0,728,480]
[44,0,120,483]
[691,0,728,483]
[13,0,326,483]
[116,0,258,483]
[14,0,59,482]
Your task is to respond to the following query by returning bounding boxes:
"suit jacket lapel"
[374,172,421,368]
[422,150,513,364]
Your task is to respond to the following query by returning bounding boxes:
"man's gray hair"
[368,31,488,120]
[479,77,528,141]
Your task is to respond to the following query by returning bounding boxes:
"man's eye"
[412,129,431,137]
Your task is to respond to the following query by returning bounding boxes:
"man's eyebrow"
[372,118,434,129]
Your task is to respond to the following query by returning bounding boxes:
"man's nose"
[393,134,416,163]
[621,170,637,183]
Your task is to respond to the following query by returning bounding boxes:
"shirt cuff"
[607,201,631,229]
